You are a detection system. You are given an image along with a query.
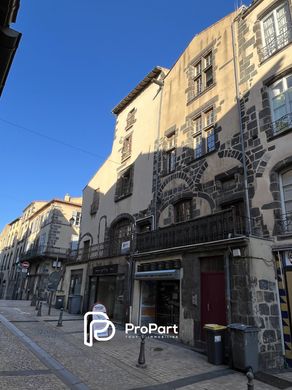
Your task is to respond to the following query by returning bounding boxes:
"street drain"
[153,347,163,351]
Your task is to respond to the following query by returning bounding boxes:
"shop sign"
[121,241,130,254]
[93,264,118,275]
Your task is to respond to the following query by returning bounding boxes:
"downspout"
[152,77,164,230]
[231,14,252,235]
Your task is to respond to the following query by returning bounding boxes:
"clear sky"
[0,0,249,230]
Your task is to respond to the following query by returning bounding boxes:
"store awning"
[134,269,180,280]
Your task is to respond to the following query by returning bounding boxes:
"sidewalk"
[0,300,291,389]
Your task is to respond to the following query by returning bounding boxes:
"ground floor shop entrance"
[88,266,125,324]
[140,280,180,327]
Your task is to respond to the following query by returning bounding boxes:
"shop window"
[174,199,192,223]
[121,134,132,162]
[269,73,292,136]
[115,165,134,201]
[90,188,100,215]
[69,270,83,295]
[260,2,292,61]
[280,168,292,233]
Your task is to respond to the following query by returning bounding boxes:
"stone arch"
[79,232,93,247]
[158,171,194,196]
[97,215,107,244]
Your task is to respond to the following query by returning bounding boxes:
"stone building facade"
[64,67,168,320]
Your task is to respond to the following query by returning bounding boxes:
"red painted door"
[201,272,227,339]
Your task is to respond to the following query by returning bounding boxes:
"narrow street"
[0,300,290,390]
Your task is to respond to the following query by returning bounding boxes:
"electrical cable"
[0,117,120,165]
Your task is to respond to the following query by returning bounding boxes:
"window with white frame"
[192,51,214,98]
[192,107,215,159]
[269,73,292,134]
[261,2,292,60]
[71,210,81,226]
[280,168,292,232]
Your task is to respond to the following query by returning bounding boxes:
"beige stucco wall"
[80,73,165,246]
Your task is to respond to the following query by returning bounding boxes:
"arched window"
[110,218,132,255]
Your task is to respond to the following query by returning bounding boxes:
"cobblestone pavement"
[0,300,292,390]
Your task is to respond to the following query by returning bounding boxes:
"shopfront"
[88,264,125,324]
[134,260,181,328]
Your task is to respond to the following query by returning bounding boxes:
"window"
[192,51,214,98]
[166,149,176,173]
[192,107,216,159]
[194,134,203,159]
[111,218,132,255]
[269,73,292,135]
[115,165,134,201]
[90,189,100,215]
[71,211,81,226]
[280,169,292,232]
[206,128,215,152]
[121,134,132,161]
[261,3,292,60]
[136,218,152,233]
[174,199,192,223]
[193,116,202,134]
[126,108,136,129]
[82,240,90,260]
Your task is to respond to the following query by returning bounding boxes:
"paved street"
[0,300,291,390]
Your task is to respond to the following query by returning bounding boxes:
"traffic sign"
[21,261,30,269]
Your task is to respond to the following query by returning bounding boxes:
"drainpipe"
[225,249,232,324]
[231,16,252,235]
[152,77,164,230]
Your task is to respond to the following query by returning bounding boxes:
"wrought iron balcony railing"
[259,29,292,62]
[266,113,292,138]
[136,208,246,253]
[20,245,74,261]
[275,212,292,235]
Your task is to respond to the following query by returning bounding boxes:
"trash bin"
[55,295,65,309]
[68,295,82,314]
[228,323,259,373]
[204,324,227,365]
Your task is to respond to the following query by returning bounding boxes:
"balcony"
[136,208,246,253]
[20,245,75,262]
[266,113,292,139]
[259,29,292,62]
[275,212,292,236]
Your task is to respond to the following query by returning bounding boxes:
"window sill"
[114,192,133,203]
[187,83,216,105]
[121,154,131,163]
[187,148,217,165]
[267,126,292,142]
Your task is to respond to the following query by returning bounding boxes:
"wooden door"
[201,272,226,339]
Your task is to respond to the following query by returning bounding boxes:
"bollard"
[136,334,147,368]
[246,369,254,390]
[35,299,39,311]
[31,295,36,307]
[57,308,64,327]
[37,301,42,317]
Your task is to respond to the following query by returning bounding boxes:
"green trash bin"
[228,323,259,373]
[204,324,227,365]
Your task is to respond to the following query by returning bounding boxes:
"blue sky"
[0,0,248,230]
